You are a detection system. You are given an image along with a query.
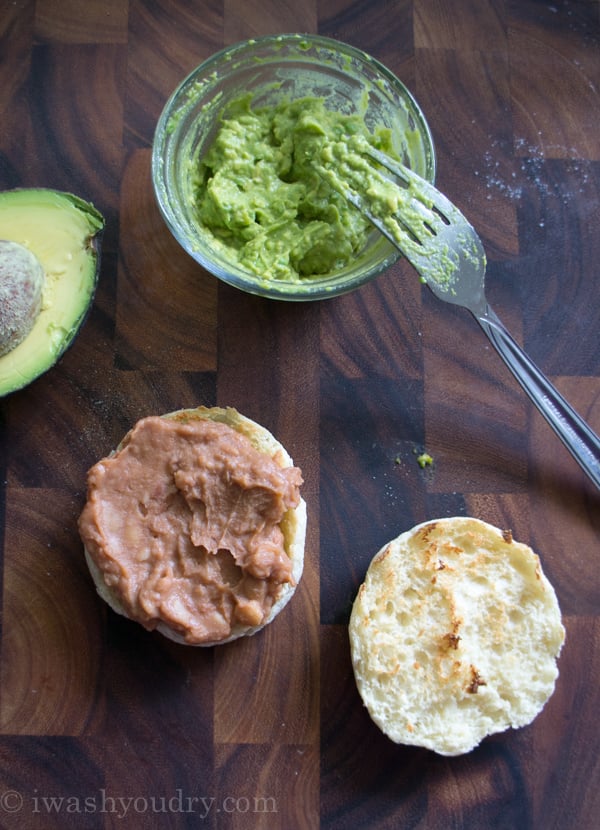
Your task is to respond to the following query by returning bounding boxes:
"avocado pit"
[0,239,46,355]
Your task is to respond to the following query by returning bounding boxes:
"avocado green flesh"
[191,96,402,283]
[0,189,104,396]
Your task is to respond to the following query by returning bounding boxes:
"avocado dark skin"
[0,189,104,396]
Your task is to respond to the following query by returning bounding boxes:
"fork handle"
[475,303,600,490]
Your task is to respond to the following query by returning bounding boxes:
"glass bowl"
[152,33,436,301]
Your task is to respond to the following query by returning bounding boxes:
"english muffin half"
[79,406,307,646]
[349,517,565,755]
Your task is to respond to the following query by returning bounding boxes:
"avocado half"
[0,188,104,396]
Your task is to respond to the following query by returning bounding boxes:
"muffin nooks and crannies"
[79,407,306,646]
[349,517,565,756]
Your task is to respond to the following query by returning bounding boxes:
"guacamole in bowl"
[152,34,435,301]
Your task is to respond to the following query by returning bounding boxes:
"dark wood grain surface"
[1,1,599,828]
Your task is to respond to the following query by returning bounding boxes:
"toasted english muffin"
[80,406,307,646]
[349,517,565,755]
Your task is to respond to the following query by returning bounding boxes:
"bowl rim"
[151,33,437,301]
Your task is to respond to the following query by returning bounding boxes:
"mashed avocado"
[192,96,402,282]
[417,452,434,469]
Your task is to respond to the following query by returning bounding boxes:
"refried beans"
[78,414,303,644]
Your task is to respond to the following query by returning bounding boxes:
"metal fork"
[318,145,600,489]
